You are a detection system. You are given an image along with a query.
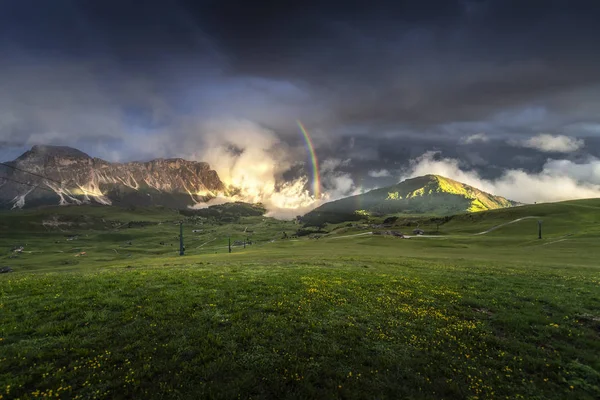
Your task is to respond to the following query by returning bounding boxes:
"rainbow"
[296,120,321,199]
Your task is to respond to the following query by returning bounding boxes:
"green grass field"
[1,201,600,399]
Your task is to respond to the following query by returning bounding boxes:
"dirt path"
[473,216,540,235]
[404,235,446,239]
[314,217,543,241]
[326,232,374,240]
[542,239,568,246]
[196,238,216,249]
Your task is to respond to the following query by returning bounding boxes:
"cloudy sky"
[2,0,600,209]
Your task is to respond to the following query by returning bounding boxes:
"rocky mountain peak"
[1,145,227,210]
[16,145,92,163]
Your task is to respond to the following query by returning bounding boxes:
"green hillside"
[2,199,600,399]
[303,174,516,225]
[441,198,600,237]
[322,197,600,241]
[0,203,300,272]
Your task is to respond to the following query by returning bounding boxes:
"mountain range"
[0,145,225,209]
[1,146,517,217]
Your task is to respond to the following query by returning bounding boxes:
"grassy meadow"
[1,201,600,399]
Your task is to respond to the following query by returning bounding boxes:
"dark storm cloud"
[2,0,600,200]
[4,0,600,128]
[185,0,600,127]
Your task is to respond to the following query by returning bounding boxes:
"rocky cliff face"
[0,145,227,209]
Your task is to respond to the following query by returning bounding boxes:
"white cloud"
[542,159,600,185]
[190,195,233,209]
[320,158,351,173]
[368,169,391,178]
[511,134,584,153]
[461,133,489,144]
[188,119,318,211]
[325,173,355,195]
[184,120,359,218]
[403,151,600,204]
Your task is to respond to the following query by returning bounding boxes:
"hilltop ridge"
[303,174,517,224]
